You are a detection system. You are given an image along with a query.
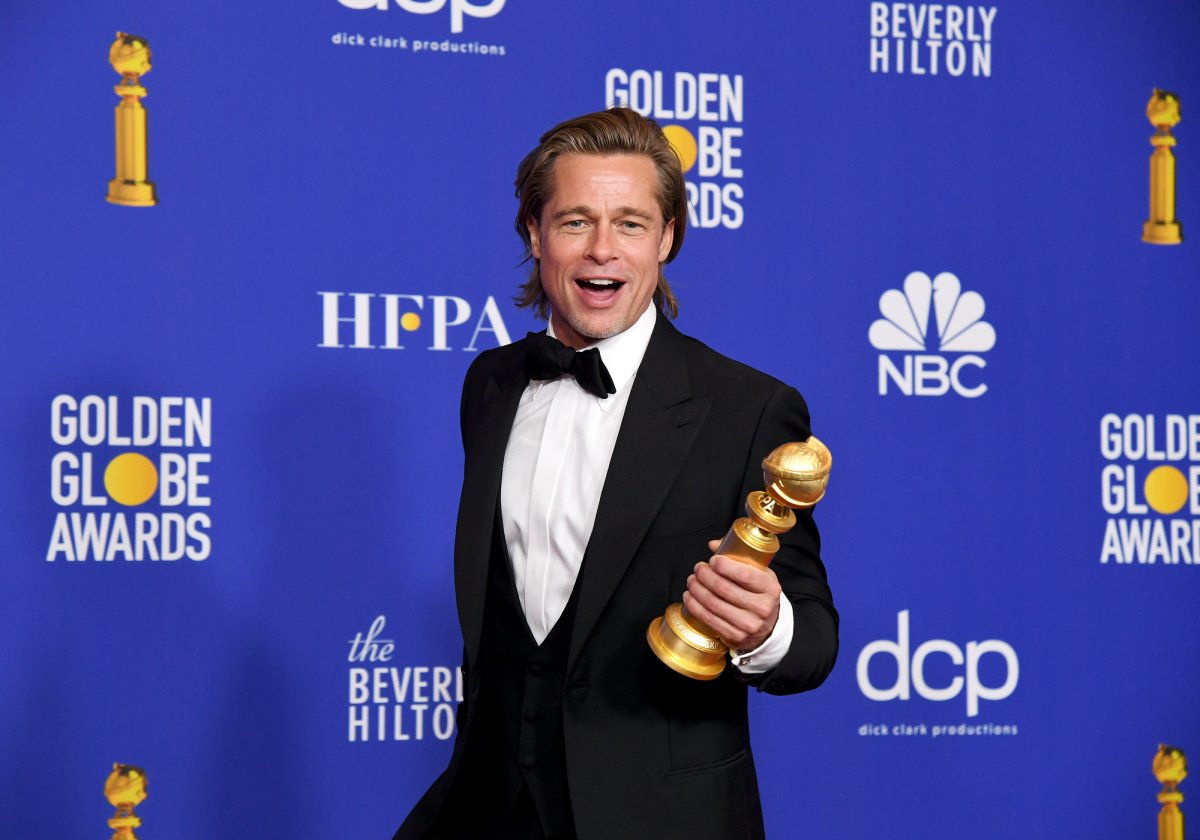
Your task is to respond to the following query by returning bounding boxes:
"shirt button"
[528,663,543,676]
[521,755,536,770]
[523,708,537,722]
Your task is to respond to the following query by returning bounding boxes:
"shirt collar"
[546,303,656,408]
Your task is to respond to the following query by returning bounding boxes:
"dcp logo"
[337,0,505,34]
[869,271,995,397]
[856,610,1019,717]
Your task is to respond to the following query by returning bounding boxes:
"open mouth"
[576,278,624,293]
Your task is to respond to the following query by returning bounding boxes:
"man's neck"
[546,304,657,398]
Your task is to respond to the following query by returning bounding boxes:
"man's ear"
[526,217,542,260]
[657,218,675,263]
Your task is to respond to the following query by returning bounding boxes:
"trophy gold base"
[647,603,727,681]
[107,179,157,207]
[1143,221,1182,244]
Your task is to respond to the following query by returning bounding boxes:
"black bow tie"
[525,331,616,399]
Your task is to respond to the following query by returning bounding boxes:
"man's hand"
[682,539,782,652]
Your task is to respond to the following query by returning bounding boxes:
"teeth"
[581,279,618,286]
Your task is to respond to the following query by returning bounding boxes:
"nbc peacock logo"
[869,271,996,398]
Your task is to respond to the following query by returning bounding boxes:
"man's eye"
[620,221,643,231]
[564,219,587,229]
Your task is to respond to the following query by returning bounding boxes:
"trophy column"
[647,437,832,680]
[107,33,157,207]
[1143,89,1181,245]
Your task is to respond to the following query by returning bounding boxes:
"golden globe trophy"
[104,763,147,839]
[1143,89,1181,245]
[1154,744,1187,840]
[647,437,831,680]
[107,33,157,207]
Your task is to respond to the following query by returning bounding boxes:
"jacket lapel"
[568,315,712,668]
[455,351,527,671]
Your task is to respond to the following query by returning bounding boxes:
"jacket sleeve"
[738,383,839,695]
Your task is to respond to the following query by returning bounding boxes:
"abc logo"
[856,610,1019,717]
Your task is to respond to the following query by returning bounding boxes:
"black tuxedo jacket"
[397,314,838,840]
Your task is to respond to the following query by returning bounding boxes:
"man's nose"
[586,224,615,262]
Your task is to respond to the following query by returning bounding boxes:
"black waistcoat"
[450,516,581,837]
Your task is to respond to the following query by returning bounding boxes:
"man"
[396,108,837,840]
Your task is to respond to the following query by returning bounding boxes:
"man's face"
[528,153,675,350]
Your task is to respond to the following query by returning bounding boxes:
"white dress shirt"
[500,304,792,673]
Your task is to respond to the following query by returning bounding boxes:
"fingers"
[682,589,748,646]
[709,554,777,592]
[683,555,781,649]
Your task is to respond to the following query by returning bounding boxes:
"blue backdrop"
[2,2,1198,837]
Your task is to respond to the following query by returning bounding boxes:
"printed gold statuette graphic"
[1143,89,1181,244]
[1154,744,1187,840]
[104,763,147,839]
[647,437,831,680]
[107,33,157,207]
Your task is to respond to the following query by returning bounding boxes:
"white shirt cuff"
[730,593,793,675]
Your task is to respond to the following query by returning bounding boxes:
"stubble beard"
[562,310,629,344]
